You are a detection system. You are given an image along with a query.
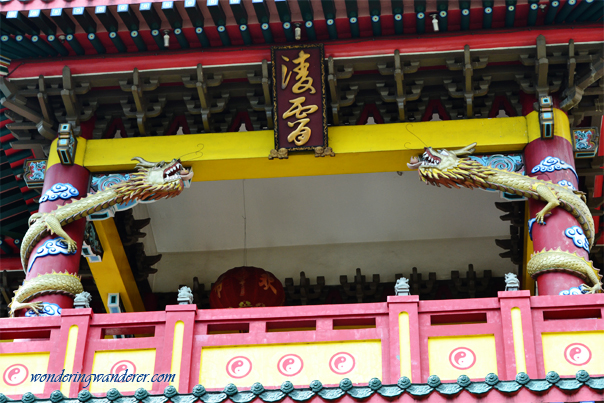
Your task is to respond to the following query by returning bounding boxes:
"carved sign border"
[271,43,328,152]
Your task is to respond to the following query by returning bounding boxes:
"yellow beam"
[89,219,145,312]
[80,117,531,181]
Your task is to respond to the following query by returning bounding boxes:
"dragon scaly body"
[9,273,84,315]
[11,157,193,316]
[407,143,601,293]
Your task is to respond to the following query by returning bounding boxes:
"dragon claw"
[9,301,44,317]
[66,239,77,253]
[581,283,602,294]
[27,301,44,314]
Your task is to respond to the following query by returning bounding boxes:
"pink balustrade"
[0,291,602,399]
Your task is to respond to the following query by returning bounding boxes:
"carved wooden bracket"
[268,148,288,160]
[376,50,421,121]
[449,264,492,298]
[119,68,164,136]
[328,56,356,125]
[444,45,490,117]
[340,268,382,303]
[0,76,58,143]
[560,57,604,112]
[247,60,273,129]
[517,35,562,98]
[284,271,327,305]
[182,64,227,132]
[61,66,95,134]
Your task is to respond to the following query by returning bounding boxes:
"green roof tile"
[1,371,603,403]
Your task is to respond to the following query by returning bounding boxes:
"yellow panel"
[61,325,79,395]
[200,341,382,388]
[170,321,185,390]
[511,308,527,374]
[82,117,529,181]
[542,331,604,376]
[428,335,497,381]
[89,349,156,393]
[0,352,50,395]
[398,312,412,381]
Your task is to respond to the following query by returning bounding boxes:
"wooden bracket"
[328,56,356,125]
[247,60,273,129]
[340,268,382,303]
[0,76,57,141]
[61,66,94,134]
[284,271,327,305]
[449,264,492,298]
[516,35,562,98]
[560,57,604,112]
[119,68,164,136]
[444,45,490,118]
[182,64,226,132]
[376,50,421,121]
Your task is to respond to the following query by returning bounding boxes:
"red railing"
[0,291,602,399]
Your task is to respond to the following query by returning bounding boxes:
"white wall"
[134,171,518,292]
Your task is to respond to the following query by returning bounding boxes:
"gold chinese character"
[282,97,318,120]
[281,56,292,89]
[287,118,312,146]
[292,51,316,94]
[283,97,318,146]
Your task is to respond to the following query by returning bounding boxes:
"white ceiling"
[145,171,512,254]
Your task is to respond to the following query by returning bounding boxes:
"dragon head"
[113,157,194,202]
[407,143,476,171]
[406,143,494,189]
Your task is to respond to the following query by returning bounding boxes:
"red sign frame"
[271,44,327,152]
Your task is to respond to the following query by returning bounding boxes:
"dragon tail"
[528,249,602,293]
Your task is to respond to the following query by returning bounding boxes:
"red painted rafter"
[6,25,603,80]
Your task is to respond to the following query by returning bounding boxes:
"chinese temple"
[0,0,603,402]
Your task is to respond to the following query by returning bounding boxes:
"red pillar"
[522,94,587,295]
[20,161,90,316]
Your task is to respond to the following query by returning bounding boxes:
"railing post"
[498,290,538,380]
[162,305,197,394]
[50,308,93,397]
[387,295,420,384]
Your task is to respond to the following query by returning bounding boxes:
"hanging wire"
[242,179,247,266]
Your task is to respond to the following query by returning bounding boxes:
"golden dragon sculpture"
[407,143,601,293]
[10,157,193,316]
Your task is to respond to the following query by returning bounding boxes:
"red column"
[20,163,90,316]
[522,94,586,295]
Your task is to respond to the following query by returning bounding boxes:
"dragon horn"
[132,157,157,168]
[451,142,477,156]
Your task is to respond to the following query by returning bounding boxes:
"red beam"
[7,25,603,80]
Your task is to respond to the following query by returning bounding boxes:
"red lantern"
[210,266,285,309]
